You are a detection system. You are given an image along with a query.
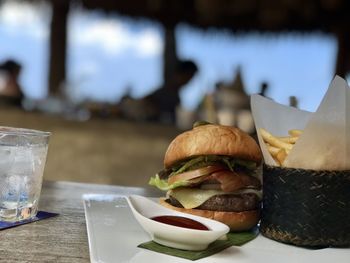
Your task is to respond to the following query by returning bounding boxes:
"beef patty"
[167,193,260,212]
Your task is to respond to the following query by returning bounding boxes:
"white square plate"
[83,194,350,263]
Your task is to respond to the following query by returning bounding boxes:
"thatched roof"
[81,0,350,32]
[2,0,348,93]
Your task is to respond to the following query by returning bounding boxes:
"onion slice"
[210,170,261,192]
[168,165,225,185]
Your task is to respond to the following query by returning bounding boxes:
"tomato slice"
[168,165,225,185]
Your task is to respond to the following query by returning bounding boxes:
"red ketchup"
[151,215,210,231]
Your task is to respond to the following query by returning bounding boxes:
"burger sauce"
[151,215,210,231]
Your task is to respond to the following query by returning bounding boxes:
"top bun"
[164,124,262,168]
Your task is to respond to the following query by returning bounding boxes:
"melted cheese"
[168,188,262,209]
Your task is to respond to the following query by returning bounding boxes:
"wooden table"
[0,181,161,263]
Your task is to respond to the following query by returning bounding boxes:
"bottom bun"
[159,198,260,232]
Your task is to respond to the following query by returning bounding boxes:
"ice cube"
[0,145,15,175]
[10,146,35,177]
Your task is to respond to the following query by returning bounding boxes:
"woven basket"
[261,165,350,247]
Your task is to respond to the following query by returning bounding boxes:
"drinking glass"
[0,127,50,222]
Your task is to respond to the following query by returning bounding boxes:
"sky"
[0,1,339,112]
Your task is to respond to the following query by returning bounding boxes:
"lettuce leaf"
[172,156,206,175]
[148,174,190,191]
[171,155,257,176]
[150,155,259,191]
[235,159,257,170]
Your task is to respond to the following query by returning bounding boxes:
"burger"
[149,122,263,231]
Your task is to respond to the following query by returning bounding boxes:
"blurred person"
[120,60,198,123]
[0,59,24,107]
[258,82,269,97]
[289,96,298,108]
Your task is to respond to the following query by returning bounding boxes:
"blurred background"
[0,0,347,187]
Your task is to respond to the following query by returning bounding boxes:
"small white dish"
[126,195,230,251]
[83,194,350,263]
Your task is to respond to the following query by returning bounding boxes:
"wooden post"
[335,29,350,78]
[48,1,69,96]
[163,25,178,86]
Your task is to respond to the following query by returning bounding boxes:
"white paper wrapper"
[251,75,350,170]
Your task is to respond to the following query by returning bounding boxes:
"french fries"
[277,136,299,144]
[260,129,293,151]
[288,129,303,137]
[260,128,303,166]
[267,145,280,156]
[276,149,287,165]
